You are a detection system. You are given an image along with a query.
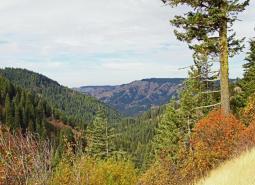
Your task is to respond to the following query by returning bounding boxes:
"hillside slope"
[197,148,255,185]
[76,78,184,116]
[0,75,76,139]
[0,68,120,126]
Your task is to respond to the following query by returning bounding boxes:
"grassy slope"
[197,148,255,185]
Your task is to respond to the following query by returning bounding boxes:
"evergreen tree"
[13,94,21,130]
[153,65,218,163]
[153,103,182,162]
[162,0,250,114]
[231,38,255,113]
[86,110,116,159]
[14,104,21,130]
[240,39,255,98]
[5,94,13,129]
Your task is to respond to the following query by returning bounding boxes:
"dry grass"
[196,148,255,185]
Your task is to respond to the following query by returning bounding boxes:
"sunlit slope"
[197,148,255,185]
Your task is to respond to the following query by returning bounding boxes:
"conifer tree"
[13,94,21,130]
[5,94,13,129]
[153,64,218,162]
[86,110,116,159]
[153,102,182,162]
[162,0,250,114]
[232,38,255,112]
[14,104,21,130]
[240,39,255,97]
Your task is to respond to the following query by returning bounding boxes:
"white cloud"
[0,0,176,53]
[0,0,254,86]
[102,62,144,71]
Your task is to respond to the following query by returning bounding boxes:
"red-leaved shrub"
[181,110,245,181]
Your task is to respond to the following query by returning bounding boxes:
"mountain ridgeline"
[0,68,121,127]
[76,78,184,116]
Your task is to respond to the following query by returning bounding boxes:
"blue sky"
[0,0,254,87]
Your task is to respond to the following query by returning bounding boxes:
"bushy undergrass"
[49,156,138,185]
[196,148,255,185]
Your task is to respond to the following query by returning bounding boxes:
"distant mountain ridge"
[76,78,185,116]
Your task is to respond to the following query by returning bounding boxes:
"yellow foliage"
[49,162,73,185]
[196,148,255,185]
[138,163,171,185]
[138,160,183,185]
[49,157,138,185]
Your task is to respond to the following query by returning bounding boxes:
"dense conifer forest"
[0,68,120,128]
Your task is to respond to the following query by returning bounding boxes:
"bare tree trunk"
[219,14,230,115]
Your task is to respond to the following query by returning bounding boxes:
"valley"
[0,0,254,184]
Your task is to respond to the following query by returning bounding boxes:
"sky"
[0,0,254,87]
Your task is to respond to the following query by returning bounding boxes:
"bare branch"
[201,78,220,82]
[193,103,221,110]
[201,90,221,94]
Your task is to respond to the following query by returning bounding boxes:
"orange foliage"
[140,109,255,185]
[180,110,245,181]
[192,110,244,157]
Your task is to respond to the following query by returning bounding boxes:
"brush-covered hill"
[76,78,184,116]
[0,68,120,127]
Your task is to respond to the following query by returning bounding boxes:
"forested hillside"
[0,76,56,136]
[0,68,120,127]
[0,75,86,158]
[114,105,165,169]
[76,78,184,116]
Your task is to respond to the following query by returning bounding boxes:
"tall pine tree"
[5,94,14,129]
[232,38,255,112]
[241,39,255,97]
[86,110,116,159]
[162,0,250,114]
[153,102,182,163]
[153,63,219,162]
